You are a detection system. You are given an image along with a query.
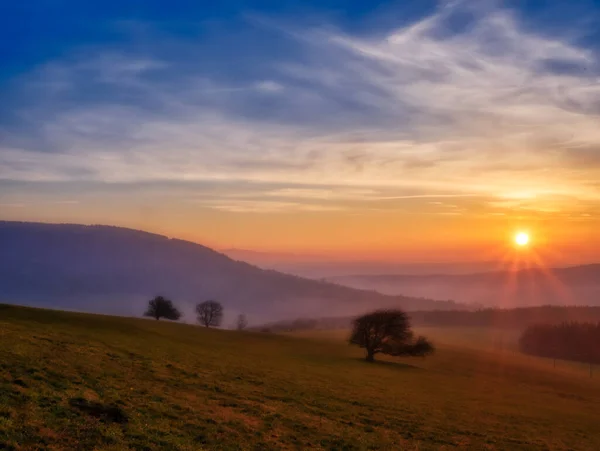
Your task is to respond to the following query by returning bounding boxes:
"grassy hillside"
[1,305,600,450]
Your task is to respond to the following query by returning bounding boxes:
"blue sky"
[1,0,600,254]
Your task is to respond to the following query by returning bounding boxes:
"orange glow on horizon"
[2,198,599,265]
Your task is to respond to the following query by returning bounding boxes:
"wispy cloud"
[1,2,600,215]
[201,199,345,213]
[264,188,378,200]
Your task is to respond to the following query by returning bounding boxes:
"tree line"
[143,296,435,364]
[259,306,600,333]
[410,306,600,329]
[519,322,600,367]
[143,295,247,330]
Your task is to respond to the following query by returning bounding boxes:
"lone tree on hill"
[196,300,223,328]
[144,296,181,321]
[350,309,434,362]
[236,314,248,330]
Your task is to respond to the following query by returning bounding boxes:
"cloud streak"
[1,2,600,216]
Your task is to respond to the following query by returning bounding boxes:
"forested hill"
[0,221,460,322]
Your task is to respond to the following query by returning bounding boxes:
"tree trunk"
[365,350,375,362]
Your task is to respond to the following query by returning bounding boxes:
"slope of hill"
[0,221,459,322]
[2,304,600,450]
[330,264,600,308]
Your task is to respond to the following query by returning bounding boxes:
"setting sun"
[515,232,530,247]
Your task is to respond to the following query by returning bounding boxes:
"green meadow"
[1,304,599,450]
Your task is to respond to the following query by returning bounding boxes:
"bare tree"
[144,296,181,321]
[196,301,223,328]
[350,310,434,362]
[236,314,248,330]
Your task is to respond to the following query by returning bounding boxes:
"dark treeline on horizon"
[519,322,600,366]
[409,306,600,329]
[256,306,600,332]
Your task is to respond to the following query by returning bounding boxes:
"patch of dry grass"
[1,304,599,450]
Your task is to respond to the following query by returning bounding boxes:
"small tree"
[196,300,223,328]
[144,296,181,321]
[236,314,248,331]
[350,310,434,362]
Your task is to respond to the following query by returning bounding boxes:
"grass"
[1,304,600,450]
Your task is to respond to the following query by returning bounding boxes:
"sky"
[1,0,600,262]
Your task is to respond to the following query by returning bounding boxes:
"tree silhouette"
[350,310,434,362]
[196,301,223,328]
[144,296,181,321]
[236,314,248,331]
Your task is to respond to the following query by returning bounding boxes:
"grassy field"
[1,305,600,450]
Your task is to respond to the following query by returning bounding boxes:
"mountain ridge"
[0,221,461,322]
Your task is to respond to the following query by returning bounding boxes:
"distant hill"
[221,248,504,278]
[0,221,460,322]
[329,264,600,308]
